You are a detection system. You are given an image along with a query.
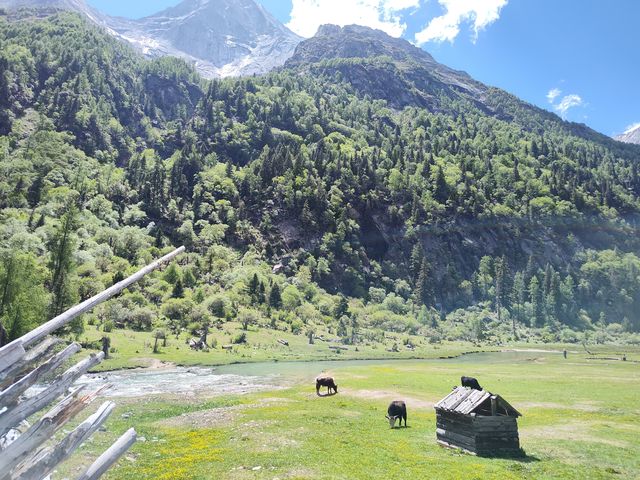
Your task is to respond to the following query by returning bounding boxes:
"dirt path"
[343,389,437,409]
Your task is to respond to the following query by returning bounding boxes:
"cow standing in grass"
[386,401,407,428]
[316,376,338,395]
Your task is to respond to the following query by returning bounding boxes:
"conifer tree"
[47,206,79,319]
[269,283,282,309]
[415,259,433,306]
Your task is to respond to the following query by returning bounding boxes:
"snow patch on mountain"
[0,0,302,78]
[615,124,640,145]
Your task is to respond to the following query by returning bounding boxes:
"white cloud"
[414,0,508,45]
[623,122,640,135]
[287,0,420,38]
[554,94,584,118]
[547,88,561,104]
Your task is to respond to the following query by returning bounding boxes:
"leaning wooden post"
[76,428,138,480]
[0,247,185,479]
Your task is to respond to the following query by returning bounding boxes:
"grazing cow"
[461,376,483,391]
[386,401,407,428]
[316,376,338,395]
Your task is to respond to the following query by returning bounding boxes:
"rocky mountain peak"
[288,24,437,67]
[126,0,301,77]
[615,124,640,145]
[285,23,486,112]
[0,0,302,78]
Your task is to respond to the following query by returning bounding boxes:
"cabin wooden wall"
[436,411,520,456]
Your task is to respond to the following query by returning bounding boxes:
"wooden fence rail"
[0,246,184,479]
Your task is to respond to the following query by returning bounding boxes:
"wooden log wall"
[0,247,185,479]
[436,411,521,456]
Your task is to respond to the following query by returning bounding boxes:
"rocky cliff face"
[112,0,302,78]
[286,24,488,111]
[616,125,640,145]
[0,0,302,78]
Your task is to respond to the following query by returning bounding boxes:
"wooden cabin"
[434,386,522,457]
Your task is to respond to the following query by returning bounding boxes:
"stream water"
[73,350,563,398]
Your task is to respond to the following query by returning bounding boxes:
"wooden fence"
[0,247,185,479]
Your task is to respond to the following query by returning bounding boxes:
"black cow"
[461,376,483,391]
[386,401,407,428]
[316,376,338,395]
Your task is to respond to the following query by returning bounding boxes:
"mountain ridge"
[3,11,640,341]
[0,0,302,77]
[285,24,630,150]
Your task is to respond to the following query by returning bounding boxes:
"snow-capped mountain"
[0,0,302,78]
[112,0,302,78]
[615,124,640,145]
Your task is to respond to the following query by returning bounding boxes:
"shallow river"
[74,350,562,398]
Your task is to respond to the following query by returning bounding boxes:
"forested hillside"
[2,11,640,349]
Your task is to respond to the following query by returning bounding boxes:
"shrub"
[233,332,247,344]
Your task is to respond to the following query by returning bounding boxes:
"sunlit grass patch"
[52,349,640,479]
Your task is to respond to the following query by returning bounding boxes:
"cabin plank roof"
[435,387,521,417]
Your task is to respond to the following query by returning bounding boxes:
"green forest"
[2,10,640,351]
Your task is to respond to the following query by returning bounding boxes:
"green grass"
[57,349,640,479]
[80,322,494,371]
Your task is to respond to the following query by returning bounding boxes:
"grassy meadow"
[80,321,492,371]
[80,320,636,372]
[55,348,640,480]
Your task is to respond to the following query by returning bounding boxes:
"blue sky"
[88,0,640,137]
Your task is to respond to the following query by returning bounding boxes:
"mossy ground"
[56,348,640,479]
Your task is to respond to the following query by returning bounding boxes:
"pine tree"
[529,276,543,327]
[172,279,185,298]
[410,243,423,278]
[47,207,79,319]
[512,271,526,326]
[269,284,282,309]
[248,273,259,297]
[433,166,449,204]
[334,295,350,319]
[301,200,315,230]
[494,256,505,325]
[415,259,433,306]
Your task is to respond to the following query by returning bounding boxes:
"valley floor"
[57,348,640,479]
[80,322,636,372]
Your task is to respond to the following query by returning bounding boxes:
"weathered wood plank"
[0,343,81,409]
[437,439,478,455]
[76,428,137,480]
[0,247,185,370]
[0,338,60,389]
[437,411,474,425]
[436,435,476,452]
[8,401,115,480]
[0,387,102,474]
[436,428,476,445]
[0,343,25,381]
[473,415,518,424]
[0,387,103,475]
[0,352,104,437]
